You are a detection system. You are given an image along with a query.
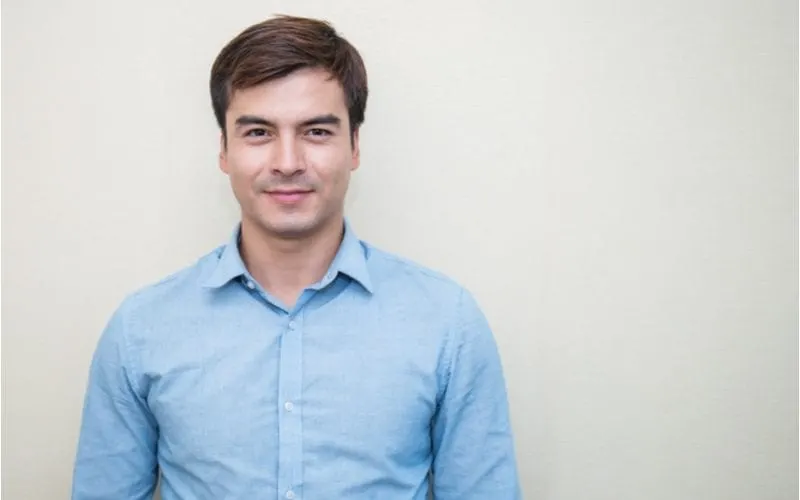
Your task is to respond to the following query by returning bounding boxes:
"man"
[72,14,520,499]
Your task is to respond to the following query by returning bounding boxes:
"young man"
[72,15,521,499]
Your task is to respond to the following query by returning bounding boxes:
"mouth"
[265,189,313,204]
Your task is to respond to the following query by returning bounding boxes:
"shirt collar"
[201,219,373,293]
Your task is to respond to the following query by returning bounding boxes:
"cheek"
[228,149,266,184]
[313,168,348,199]
[310,151,353,189]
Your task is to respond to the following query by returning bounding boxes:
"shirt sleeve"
[430,289,522,499]
[71,305,159,500]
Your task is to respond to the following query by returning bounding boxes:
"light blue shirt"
[72,221,520,499]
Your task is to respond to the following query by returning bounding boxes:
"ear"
[350,128,361,172]
[218,131,230,174]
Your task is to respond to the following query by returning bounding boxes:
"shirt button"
[288,320,296,330]
[285,490,295,499]
[284,401,294,412]
[245,280,255,289]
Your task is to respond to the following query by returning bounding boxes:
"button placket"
[277,312,303,498]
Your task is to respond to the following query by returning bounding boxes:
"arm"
[430,289,521,499]
[71,305,158,500]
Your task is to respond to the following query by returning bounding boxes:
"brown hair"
[210,15,368,143]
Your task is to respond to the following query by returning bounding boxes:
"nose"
[272,135,305,176]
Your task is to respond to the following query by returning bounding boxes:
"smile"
[266,190,313,204]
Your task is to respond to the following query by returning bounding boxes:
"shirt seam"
[117,301,146,400]
[439,287,465,402]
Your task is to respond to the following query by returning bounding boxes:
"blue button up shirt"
[72,222,520,499]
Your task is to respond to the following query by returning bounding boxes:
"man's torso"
[118,229,464,499]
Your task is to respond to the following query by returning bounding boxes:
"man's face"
[220,67,360,239]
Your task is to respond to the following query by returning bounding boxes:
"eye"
[306,128,332,137]
[244,128,268,137]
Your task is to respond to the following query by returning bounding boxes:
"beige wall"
[2,1,797,498]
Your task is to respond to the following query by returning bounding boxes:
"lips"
[266,190,312,204]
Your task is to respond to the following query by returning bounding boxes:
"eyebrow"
[234,114,342,129]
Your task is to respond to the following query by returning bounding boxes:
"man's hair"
[210,15,368,142]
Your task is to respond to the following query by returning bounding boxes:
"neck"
[239,215,345,307]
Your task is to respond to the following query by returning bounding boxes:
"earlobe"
[351,129,361,171]
[219,154,228,174]
[218,132,229,174]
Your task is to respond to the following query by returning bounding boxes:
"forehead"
[227,67,349,124]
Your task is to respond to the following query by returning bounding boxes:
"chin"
[263,215,322,239]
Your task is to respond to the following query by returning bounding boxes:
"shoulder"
[365,243,463,295]
[111,246,224,328]
[90,246,222,369]
[361,243,499,384]
[362,242,485,322]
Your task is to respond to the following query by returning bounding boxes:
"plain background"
[2,0,797,498]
